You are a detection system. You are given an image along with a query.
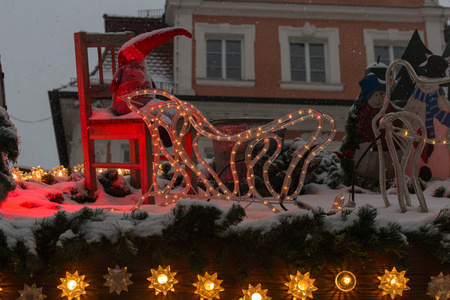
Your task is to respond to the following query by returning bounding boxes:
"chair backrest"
[74,31,135,120]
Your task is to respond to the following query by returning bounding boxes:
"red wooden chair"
[74,31,153,202]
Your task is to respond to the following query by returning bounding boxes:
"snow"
[0,173,449,251]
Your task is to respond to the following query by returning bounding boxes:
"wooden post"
[0,56,6,110]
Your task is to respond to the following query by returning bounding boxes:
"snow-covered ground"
[2,175,450,232]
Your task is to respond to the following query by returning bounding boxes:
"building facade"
[50,1,450,167]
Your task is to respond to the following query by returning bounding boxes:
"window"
[290,42,326,83]
[374,45,405,66]
[195,23,255,87]
[279,23,343,91]
[206,39,242,80]
[364,29,418,66]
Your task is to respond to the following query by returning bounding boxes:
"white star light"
[17,283,47,300]
[103,265,133,295]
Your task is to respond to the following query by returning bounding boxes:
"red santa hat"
[111,27,192,115]
[117,27,192,66]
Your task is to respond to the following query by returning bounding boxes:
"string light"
[121,89,336,213]
[193,272,224,300]
[147,265,178,295]
[285,271,318,300]
[17,283,46,300]
[427,272,450,300]
[57,271,89,300]
[51,165,68,177]
[30,166,46,181]
[103,265,133,295]
[335,271,357,292]
[331,194,345,210]
[240,284,271,300]
[6,266,450,297]
[378,267,410,299]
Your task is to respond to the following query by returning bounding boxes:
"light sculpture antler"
[372,59,450,212]
[121,89,336,213]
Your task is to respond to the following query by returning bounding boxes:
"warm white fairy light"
[378,267,410,299]
[10,167,24,181]
[240,284,271,300]
[57,271,89,300]
[335,271,357,292]
[122,89,335,213]
[51,165,68,177]
[193,272,224,300]
[147,265,178,295]
[30,166,46,181]
[286,271,318,300]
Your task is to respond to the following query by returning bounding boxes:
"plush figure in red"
[110,27,192,115]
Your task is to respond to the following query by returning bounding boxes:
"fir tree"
[390,29,433,106]
[0,107,19,201]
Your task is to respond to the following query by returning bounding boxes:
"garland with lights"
[2,201,450,282]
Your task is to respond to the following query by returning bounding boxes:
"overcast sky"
[0,0,449,170]
[0,0,164,169]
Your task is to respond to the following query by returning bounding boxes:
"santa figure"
[110,27,192,115]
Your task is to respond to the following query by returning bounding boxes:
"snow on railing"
[138,9,164,18]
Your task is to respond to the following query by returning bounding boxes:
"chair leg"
[83,139,97,192]
[129,139,140,189]
[140,126,154,204]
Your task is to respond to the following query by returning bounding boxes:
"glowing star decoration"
[335,271,357,292]
[427,272,450,300]
[57,271,89,300]
[378,267,410,299]
[31,166,46,181]
[17,283,47,300]
[285,271,318,300]
[239,284,271,300]
[11,167,24,181]
[103,265,133,295]
[72,164,84,173]
[52,165,68,177]
[147,265,178,295]
[193,272,224,300]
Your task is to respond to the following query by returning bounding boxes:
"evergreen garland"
[0,202,447,279]
[339,100,360,186]
[0,107,19,202]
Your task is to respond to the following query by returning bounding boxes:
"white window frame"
[279,23,343,91]
[289,42,326,83]
[206,38,243,80]
[374,45,405,65]
[195,23,255,87]
[364,29,420,67]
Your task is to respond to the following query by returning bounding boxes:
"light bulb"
[297,279,308,291]
[251,292,262,300]
[335,271,356,292]
[158,274,168,284]
[341,276,351,285]
[204,280,215,291]
[67,280,77,290]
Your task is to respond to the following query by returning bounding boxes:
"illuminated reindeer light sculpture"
[121,89,336,213]
[372,58,450,213]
